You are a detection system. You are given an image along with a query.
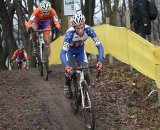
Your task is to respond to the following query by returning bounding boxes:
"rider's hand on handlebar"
[28,27,34,34]
[65,65,73,75]
[55,24,61,30]
[96,61,103,71]
[10,58,14,62]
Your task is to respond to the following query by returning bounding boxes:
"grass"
[25,103,37,119]
[128,107,137,115]
[25,108,37,119]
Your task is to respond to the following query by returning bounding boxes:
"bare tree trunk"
[59,0,69,34]
[84,0,95,26]
[0,0,16,69]
[49,0,61,17]
[81,0,84,13]
[110,0,119,26]
[13,0,32,66]
[27,0,33,17]
[104,0,112,24]
[0,24,6,69]
[100,0,105,23]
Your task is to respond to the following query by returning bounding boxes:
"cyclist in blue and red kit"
[60,14,104,98]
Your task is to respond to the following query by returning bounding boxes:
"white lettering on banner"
[64,0,76,15]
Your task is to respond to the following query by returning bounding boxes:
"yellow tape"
[49,24,160,88]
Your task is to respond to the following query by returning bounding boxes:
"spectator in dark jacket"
[131,0,151,39]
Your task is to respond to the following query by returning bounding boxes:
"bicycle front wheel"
[36,55,43,76]
[70,73,80,114]
[43,61,49,81]
[82,82,95,130]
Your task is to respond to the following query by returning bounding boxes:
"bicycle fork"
[78,71,91,109]
[80,82,91,109]
[38,33,45,62]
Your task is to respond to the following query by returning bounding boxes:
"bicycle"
[70,66,99,130]
[30,29,53,81]
[10,59,26,70]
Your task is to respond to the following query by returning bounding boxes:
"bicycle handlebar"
[72,65,96,71]
[73,65,101,78]
[31,29,56,32]
[29,28,58,40]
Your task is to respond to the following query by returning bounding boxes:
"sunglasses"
[43,11,49,14]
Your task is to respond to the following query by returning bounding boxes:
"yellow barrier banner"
[50,24,160,88]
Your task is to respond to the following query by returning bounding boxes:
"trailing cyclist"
[10,44,28,69]
[60,13,104,98]
[26,0,61,72]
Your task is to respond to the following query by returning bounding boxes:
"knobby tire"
[71,73,80,114]
[82,82,95,130]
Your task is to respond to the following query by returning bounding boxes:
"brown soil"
[0,59,160,130]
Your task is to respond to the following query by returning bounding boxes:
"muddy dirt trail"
[1,62,160,130]
[0,65,85,130]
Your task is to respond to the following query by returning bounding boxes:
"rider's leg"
[43,25,52,72]
[43,35,51,59]
[43,34,52,72]
[21,62,25,69]
[64,52,75,98]
[77,51,90,86]
[31,23,39,54]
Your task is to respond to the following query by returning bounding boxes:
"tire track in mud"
[0,66,85,130]
[30,65,86,130]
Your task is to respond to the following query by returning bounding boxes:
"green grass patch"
[25,108,37,119]
[128,107,137,115]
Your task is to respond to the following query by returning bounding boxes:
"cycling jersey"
[60,25,104,67]
[11,50,28,62]
[26,8,60,35]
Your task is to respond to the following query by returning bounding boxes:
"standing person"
[26,0,61,71]
[131,0,151,39]
[11,44,28,69]
[60,14,104,98]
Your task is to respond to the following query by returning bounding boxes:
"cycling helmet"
[39,0,51,13]
[70,14,86,27]
[18,44,24,50]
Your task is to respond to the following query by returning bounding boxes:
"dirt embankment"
[0,62,160,130]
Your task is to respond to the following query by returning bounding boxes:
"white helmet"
[70,14,86,27]
[18,44,24,50]
[39,0,51,13]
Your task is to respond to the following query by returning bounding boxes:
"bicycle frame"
[30,29,53,80]
[71,66,95,130]
[11,60,24,69]
[37,32,45,62]
[75,69,91,109]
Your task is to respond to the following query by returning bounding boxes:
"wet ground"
[0,60,160,130]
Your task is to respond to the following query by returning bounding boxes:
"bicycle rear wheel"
[82,82,95,130]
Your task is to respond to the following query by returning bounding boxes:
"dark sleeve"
[138,3,148,25]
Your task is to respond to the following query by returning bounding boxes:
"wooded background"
[0,0,159,69]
